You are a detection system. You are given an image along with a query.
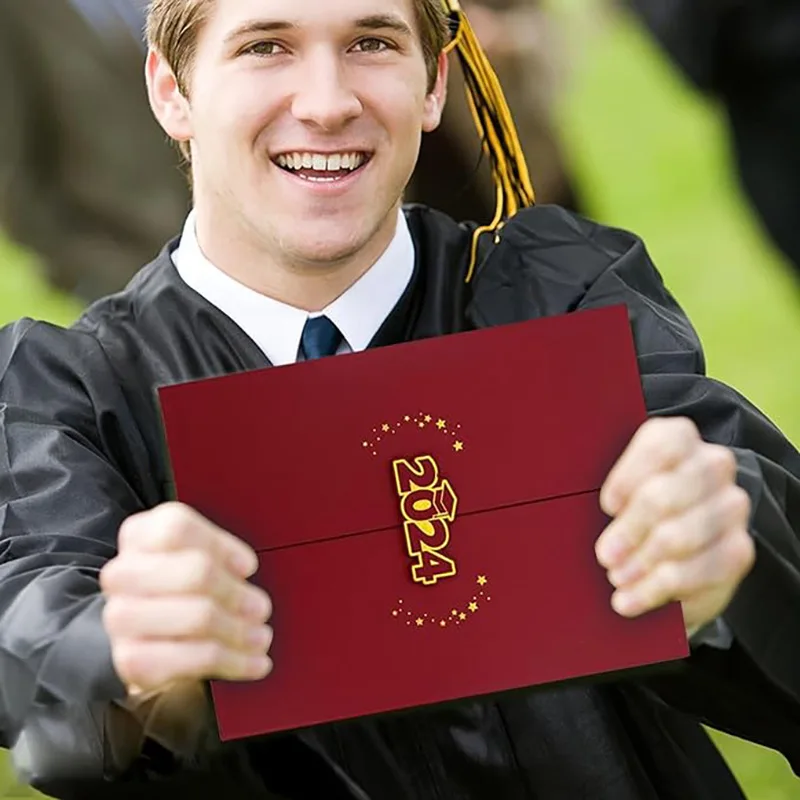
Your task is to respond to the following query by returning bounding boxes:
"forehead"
[204,0,421,35]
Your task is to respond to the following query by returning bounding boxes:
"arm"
[576,234,800,769]
[0,321,212,787]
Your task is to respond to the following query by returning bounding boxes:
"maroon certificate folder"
[158,304,689,742]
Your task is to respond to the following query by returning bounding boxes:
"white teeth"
[276,151,366,173]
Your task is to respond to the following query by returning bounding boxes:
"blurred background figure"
[407,0,582,220]
[627,0,800,284]
[0,0,189,302]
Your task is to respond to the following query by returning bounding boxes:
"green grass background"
[0,4,799,797]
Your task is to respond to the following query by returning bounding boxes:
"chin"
[278,218,377,264]
[280,233,365,267]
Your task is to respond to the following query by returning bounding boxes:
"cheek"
[191,72,282,150]
[365,75,429,139]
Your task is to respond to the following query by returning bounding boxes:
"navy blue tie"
[300,316,343,360]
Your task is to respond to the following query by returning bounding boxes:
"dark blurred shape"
[407,0,582,221]
[0,0,189,302]
[628,0,800,284]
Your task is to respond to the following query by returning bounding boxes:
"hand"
[100,502,273,695]
[595,417,755,636]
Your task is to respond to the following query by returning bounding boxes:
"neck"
[191,206,400,313]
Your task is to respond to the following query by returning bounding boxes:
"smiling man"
[0,1,798,799]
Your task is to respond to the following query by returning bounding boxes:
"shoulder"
[467,205,703,364]
[0,246,179,402]
[472,204,658,312]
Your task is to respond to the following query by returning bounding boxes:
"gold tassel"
[439,0,536,281]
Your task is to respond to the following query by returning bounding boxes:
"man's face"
[150,0,446,270]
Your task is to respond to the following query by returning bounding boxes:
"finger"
[104,596,274,654]
[607,485,750,588]
[610,528,755,619]
[100,551,272,622]
[118,503,259,577]
[596,447,738,569]
[600,417,700,517]
[112,638,273,692]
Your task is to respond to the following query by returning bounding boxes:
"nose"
[291,51,363,131]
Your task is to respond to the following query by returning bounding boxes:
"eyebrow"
[225,14,414,45]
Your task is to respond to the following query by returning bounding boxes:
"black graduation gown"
[0,204,799,800]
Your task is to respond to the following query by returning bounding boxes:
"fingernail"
[597,539,627,569]
[242,589,270,620]
[236,554,259,578]
[612,591,638,617]
[248,655,272,679]
[247,625,272,650]
[600,490,620,517]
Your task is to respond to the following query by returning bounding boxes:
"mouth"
[272,151,373,184]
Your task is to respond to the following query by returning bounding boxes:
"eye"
[352,38,392,54]
[242,40,287,57]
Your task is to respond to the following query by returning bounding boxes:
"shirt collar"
[172,209,415,366]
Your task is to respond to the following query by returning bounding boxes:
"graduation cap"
[440,0,536,280]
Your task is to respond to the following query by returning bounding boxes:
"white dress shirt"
[172,209,416,365]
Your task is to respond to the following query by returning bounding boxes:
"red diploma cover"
[158,304,689,742]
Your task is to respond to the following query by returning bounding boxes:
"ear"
[145,49,193,144]
[421,51,449,133]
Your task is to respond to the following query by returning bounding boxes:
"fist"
[100,503,273,694]
[595,417,755,636]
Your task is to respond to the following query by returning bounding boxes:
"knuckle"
[646,416,695,450]
[116,514,142,551]
[186,550,217,592]
[154,502,196,548]
[651,520,687,557]
[704,445,737,481]
[102,597,131,634]
[187,598,219,637]
[726,532,755,576]
[656,562,682,596]
[99,558,120,593]
[724,486,751,523]
[672,416,700,443]
[199,641,226,673]
[639,478,671,518]
[112,640,144,683]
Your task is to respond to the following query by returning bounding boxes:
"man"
[627,0,800,284]
[0,0,188,302]
[0,1,798,799]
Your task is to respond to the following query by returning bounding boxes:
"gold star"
[451,609,458,616]
[418,422,425,428]
[416,618,424,626]
[436,419,446,430]
[468,602,478,613]
[459,612,467,621]
[477,575,487,586]
[440,620,447,627]
[424,415,432,423]
[404,415,411,422]
[382,424,390,432]
[454,441,464,452]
